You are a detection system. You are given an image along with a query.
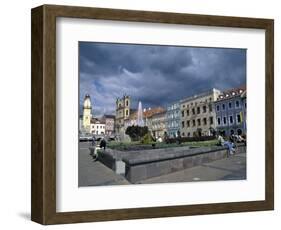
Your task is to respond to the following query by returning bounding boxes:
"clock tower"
[83,94,92,133]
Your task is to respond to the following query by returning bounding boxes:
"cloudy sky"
[79,42,246,117]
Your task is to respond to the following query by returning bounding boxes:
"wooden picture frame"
[31,4,274,225]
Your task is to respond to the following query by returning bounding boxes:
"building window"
[197,119,201,126]
[209,104,213,112]
[192,120,196,127]
[209,116,213,125]
[237,114,241,123]
[192,108,195,115]
[203,118,207,125]
[182,132,185,137]
[187,132,190,137]
[216,105,220,111]
[181,111,184,117]
[217,117,221,125]
[126,100,129,106]
[229,115,233,124]
[236,100,240,108]
[197,107,200,114]
[222,104,225,110]
[126,109,129,116]
[187,120,190,127]
[203,106,207,113]
[186,110,189,116]
[229,102,232,109]
[223,117,227,125]
[181,121,185,128]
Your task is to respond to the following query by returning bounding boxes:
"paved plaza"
[78,142,246,187]
[78,142,129,187]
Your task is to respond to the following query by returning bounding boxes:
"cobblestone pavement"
[79,142,246,186]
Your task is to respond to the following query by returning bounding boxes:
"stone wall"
[96,144,246,183]
[123,144,246,183]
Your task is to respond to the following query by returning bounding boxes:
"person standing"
[92,135,96,146]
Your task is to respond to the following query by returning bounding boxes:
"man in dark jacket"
[100,138,107,150]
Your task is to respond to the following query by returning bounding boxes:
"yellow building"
[82,94,92,133]
[180,88,221,137]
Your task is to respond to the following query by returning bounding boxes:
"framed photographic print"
[31,4,274,225]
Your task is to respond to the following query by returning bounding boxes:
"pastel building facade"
[214,87,246,137]
[165,102,180,137]
[150,110,167,138]
[180,88,221,137]
[103,115,115,135]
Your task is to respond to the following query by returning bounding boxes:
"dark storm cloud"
[79,42,246,117]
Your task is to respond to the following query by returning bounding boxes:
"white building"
[90,119,106,135]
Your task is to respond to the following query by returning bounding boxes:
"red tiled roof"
[127,107,165,120]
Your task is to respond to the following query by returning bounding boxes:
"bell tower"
[115,94,130,133]
[83,94,92,133]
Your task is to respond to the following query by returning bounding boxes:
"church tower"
[83,94,92,133]
[115,94,130,133]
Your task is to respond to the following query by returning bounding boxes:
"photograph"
[78,42,247,187]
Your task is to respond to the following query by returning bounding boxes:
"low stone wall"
[96,144,246,182]
[123,144,246,183]
[98,145,192,172]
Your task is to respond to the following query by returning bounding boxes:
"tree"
[141,132,154,144]
[125,125,149,141]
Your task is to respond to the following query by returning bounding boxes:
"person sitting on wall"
[217,133,236,156]
[237,134,246,146]
[100,137,107,150]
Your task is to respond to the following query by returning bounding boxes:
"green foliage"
[141,132,154,144]
[125,125,149,141]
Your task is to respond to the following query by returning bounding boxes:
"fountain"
[137,101,144,126]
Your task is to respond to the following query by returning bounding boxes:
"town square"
[78,42,247,186]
